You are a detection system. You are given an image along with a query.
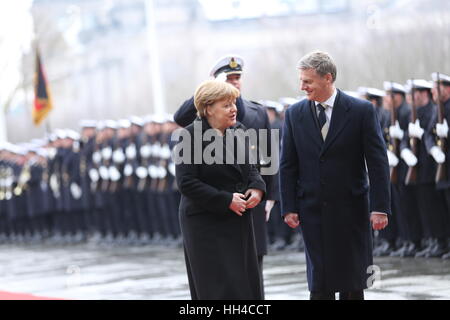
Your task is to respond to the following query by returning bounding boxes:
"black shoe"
[427,239,448,258]
[270,239,287,251]
[442,251,450,260]
[390,243,409,257]
[415,242,434,258]
[374,241,396,257]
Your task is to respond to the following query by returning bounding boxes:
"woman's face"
[206,97,237,131]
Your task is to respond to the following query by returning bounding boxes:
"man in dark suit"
[279,51,391,300]
[173,55,275,288]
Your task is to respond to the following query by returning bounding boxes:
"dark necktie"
[317,103,329,139]
[318,103,327,130]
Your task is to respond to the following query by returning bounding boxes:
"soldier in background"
[359,87,399,256]
[160,114,181,245]
[262,100,292,251]
[78,120,98,240]
[383,82,423,258]
[430,73,450,259]
[404,79,448,258]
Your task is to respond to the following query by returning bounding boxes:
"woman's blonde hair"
[194,80,240,117]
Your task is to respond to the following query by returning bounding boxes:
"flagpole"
[0,102,7,143]
[145,0,165,115]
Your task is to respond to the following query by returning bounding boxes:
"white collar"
[315,88,337,108]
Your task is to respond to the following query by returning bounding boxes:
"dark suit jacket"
[280,89,390,292]
[176,117,266,299]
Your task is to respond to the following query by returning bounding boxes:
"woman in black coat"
[175,80,266,300]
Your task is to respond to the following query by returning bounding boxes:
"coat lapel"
[320,90,350,156]
[302,100,323,148]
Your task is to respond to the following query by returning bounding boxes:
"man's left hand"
[370,212,388,230]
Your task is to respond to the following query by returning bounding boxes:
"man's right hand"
[284,213,300,229]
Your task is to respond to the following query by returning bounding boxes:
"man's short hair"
[194,80,240,118]
[297,51,337,82]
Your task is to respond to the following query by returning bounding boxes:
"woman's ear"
[205,105,212,117]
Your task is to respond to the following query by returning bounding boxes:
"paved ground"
[0,243,449,300]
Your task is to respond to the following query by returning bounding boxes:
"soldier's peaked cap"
[431,72,450,86]
[209,55,244,78]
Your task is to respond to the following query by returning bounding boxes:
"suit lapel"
[320,90,350,155]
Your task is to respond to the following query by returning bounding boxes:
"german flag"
[33,50,53,126]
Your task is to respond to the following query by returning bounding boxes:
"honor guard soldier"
[261,100,289,251]
[102,120,122,243]
[128,116,151,245]
[117,118,140,244]
[359,87,399,256]
[24,143,47,243]
[78,120,98,240]
[174,54,276,293]
[382,82,422,257]
[401,79,448,258]
[148,114,172,243]
[160,114,182,244]
[0,144,13,242]
[62,129,87,243]
[134,115,156,243]
[431,73,450,259]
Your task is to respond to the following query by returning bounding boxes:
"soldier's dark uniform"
[385,83,423,258]
[430,73,450,259]
[78,120,98,239]
[359,87,399,256]
[401,80,448,258]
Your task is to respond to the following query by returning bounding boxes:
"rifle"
[435,72,448,183]
[405,80,418,185]
[389,82,399,184]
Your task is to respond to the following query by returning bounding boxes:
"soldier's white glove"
[88,168,99,182]
[113,149,125,164]
[389,121,404,140]
[408,119,424,139]
[436,119,449,138]
[387,150,399,167]
[400,148,418,167]
[136,166,148,179]
[70,183,82,200]
[124,164,133,176]
[430,146,446,164]
[126,144,137,159]
[109,166,121,182]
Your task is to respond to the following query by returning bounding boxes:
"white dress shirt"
[314,88,337,123]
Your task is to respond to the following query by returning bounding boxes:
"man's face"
[226,74,242,91]
[432,83,450,104]
[299,68,333,102]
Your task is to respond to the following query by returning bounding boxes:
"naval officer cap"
[104,120,118,130]
[383,81,407,94]
[279,97,298,107]
[406,79,433,91]
[431,72,450,86]
[65,129,81,141]
[118,119,131,129]
[261,100,284,113]
[209,55,244,78]
[358,87,385,98]
[129,116,144,127]
[79,119,97,128]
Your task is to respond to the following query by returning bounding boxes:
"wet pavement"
[0,242,449,300]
